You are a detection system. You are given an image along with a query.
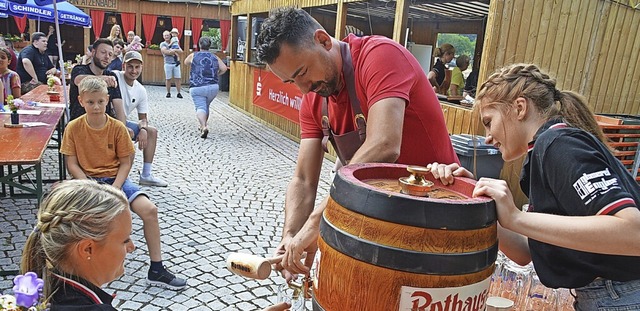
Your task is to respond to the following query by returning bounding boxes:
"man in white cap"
[113,51,168,187]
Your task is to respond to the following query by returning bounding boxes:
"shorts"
[164,63,181,79]
[574,278,640,310]
[92,177,146,203]
[126,120,140,140]
[190,84,219,115]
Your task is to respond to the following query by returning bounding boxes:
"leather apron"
[321,41,366,167]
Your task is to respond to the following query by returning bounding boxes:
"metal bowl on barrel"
[312,163,497,311]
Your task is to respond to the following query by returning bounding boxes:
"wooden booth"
[0,0,232,86]
[228,0,640,207]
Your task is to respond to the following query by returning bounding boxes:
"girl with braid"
[21,179,134,310]
[429,63,640,309]
[20,180,292,311]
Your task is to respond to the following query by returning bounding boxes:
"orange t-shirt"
[61,115,135,178]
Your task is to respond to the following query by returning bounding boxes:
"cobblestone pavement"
[0,85,334,310]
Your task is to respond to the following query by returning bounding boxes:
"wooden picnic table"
[0,85,67,203]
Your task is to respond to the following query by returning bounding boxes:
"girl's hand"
[427,162,474,185]
[472,178,520,228]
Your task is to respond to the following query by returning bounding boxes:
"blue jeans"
[190,84,219,115]
[92,177,146,203]
[574,278,640,310]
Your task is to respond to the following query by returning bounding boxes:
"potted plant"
[6,95,24,125]
[47,76,61,101]
[146,44,161,55]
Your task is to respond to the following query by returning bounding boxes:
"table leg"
[36,163,42,205]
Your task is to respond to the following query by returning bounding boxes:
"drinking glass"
[489,251,507,297]
[499,258,533,309]
[524,272,558,311]
[555,288,575,311]
[276,283,306,311]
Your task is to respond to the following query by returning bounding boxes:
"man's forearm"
[24,62,38,81]
[138,115,148,128]
[282,180,318,238]
[112,99,127,124]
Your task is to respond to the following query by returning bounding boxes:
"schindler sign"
[67,0,117,10]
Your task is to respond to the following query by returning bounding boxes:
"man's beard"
[312,78,338,97]
[312,58,340,97]
[93,56,107,70]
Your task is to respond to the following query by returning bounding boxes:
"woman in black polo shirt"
[430,63,640,310]
[21,180,134,310]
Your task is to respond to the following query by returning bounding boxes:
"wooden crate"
[599,122,640,182]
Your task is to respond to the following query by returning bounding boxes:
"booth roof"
[144,0,231,5]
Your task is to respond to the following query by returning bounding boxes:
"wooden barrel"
[312,163,497,311]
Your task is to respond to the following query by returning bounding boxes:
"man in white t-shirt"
[113,51,168,187]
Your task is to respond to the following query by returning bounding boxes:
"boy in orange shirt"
[61,77,187,290]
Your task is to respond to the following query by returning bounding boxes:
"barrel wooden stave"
[324,199,496,254]
[315,238,495,310]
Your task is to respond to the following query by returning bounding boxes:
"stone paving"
[0,85,334,310]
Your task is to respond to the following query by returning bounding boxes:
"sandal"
[200,128,209,139]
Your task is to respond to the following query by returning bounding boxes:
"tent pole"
[53,0,70,121]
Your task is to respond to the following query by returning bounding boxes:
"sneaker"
[166,93,171,98]
[147,267,187,290]
[139,174,168,187]
[176,93,183,99]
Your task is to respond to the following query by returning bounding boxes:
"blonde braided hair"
[21,180,128,297]
[474,63,606,144]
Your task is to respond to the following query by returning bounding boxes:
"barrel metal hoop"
[320,216,498,275]
[312,294,326,311]
[330,169,496,230]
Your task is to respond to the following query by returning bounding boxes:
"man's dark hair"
[256,7,323,64]
[31,32,46,43]
[113,39,125,48]
[92,38,114,50]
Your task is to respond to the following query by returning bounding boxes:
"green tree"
[201,28,221,50]
[437,33,476,60]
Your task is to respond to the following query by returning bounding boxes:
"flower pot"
[47,91,61,102]
[11,111,19,124]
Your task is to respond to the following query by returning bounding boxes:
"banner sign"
[67,0,117,10]
[253,68,302,124]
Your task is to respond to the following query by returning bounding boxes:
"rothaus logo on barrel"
[398,277,490,311]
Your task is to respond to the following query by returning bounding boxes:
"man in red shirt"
[256,7,459,276]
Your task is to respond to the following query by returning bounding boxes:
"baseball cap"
[123,51,143,63]
[171,28,179,34]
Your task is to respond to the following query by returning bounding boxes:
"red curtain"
[90,10,105,39]
[142,14,158,46]
[13,16,27,35]
[171,16,185,40]
[220,20,231,52]
[121,12,136,37]
[191,18,203,50]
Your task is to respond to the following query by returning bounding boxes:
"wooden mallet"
[226,252,284,280]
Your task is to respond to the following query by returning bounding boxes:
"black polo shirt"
[50,273,116,310]
[432,58,446,87]
[521,119,640,288]
[16,44,54,84]
[69,64,121,121]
